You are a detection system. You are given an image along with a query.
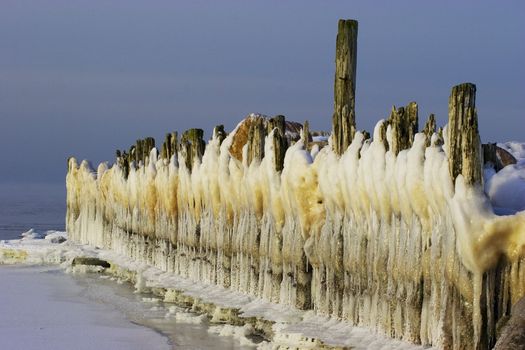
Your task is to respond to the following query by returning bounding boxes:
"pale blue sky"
[1,1,524,183]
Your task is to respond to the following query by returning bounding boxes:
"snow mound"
[485,142,525,213]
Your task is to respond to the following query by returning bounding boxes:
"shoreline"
[0,265,171,350]
[1,231,431,350]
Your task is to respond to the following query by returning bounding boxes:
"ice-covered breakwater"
[66,20,525,350]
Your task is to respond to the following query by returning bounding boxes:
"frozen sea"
[0,183,253,350]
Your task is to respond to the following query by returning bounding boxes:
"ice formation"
[66,112,525,349]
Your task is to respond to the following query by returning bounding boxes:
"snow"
[485,162,525,213]
[485,142,525,214]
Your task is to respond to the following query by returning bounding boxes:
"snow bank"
[484,142,525,213]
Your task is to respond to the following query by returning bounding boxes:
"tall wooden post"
[332,19,358,155]
[447,83,482,185]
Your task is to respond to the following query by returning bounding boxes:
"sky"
[1,0,524,184]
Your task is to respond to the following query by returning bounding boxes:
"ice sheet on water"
[0,265,171,350]
[0,235,259,350]
[1,232,432,349]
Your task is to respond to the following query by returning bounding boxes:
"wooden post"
[180,129,205,171]
[161,132,178,160]
[268,115,287,172]
[213,125,227,145]
[115,149,130,178]
[447,83,482,185]
[135,139,143,165]
[144,137,155,164]
[160,134,170,160]
[406,101,419,141]
[169,132,178,160]
[423,114,436,147]
[377,121,388,150]
[388,102,419,155]
[302,120,310,149]
[246,118,266,165]
[332,19,358,155]
[128,145,136,166]
[267,114,285,135]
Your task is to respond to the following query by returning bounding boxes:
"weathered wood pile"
[65,19,525,349]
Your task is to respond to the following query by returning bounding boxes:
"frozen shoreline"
[1,230,432,349]
[0,265,171,350]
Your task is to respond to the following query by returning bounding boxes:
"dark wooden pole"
[246,118,266,165]
[388,102,419,155]
[213,125,227,145]
[179,129,205,171]
[332,19,358,155]
[423,113,436,147]
[302,120,310,149]
[448,83,482,185]
[160,132,178,160]
[268,115,287,172]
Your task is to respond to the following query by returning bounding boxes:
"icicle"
[66,115,525,349]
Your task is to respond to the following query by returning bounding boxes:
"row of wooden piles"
[82,19,514,350]
[114,90,480,190]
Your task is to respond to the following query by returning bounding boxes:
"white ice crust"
[64,120,525,348]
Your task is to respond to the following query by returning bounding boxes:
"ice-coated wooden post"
[447,83,482,185]
[332,19,358,156]
[388,102,419,155]
[268,115,287,172]
[135,139,143,164]
[213,125,227,145]
[301,120,310,149]
[115,149,131,178]
[246,118,266,165]
[144,137,155,164]
[423,113,436,147]
[179,128,205,171]
[161,132,178,160]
